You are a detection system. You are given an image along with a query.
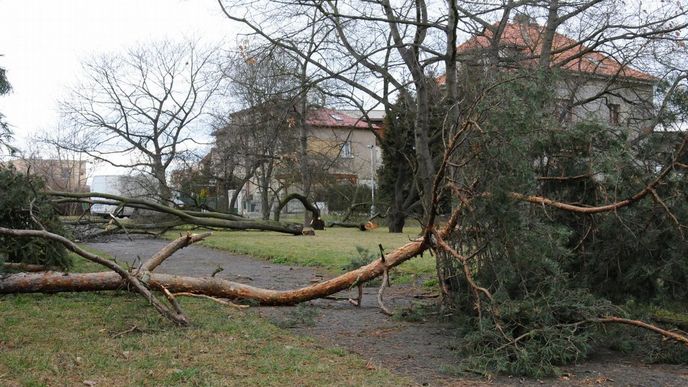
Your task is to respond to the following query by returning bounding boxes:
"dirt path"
[87,235,688,386]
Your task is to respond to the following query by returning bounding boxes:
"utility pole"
[368,144,376,217]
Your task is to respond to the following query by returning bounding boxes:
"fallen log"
[328,221,366,230]
[48,191,304,235]
[3,218,688,348]
[2,262,51,272]
[0,237,425,305]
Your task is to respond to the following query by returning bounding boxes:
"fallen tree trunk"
[0,238,425,305]
[48,191,304,235]
[2,262,51,272]
[327,221,366,230]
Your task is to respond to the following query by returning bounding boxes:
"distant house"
[443,18,657,136]
[304,107,381,186]
[6,158,89,215]
[210,105,381,216]
[9,158,88,193]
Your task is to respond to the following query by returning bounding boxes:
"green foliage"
[656,76,688,125]
[530,109,688,302]
[0,64,15,154]
[458,289,615,377]
[377,85,449,231]
[443,69,688,376]
[0,166,72,270]
[600,305,688,365]
[377,96,418,205]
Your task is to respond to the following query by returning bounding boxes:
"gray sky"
[0,0,236,157]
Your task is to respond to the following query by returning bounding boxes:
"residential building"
[8,158,89,192]
[447,18,657,137]
[304,107,381,187]
[209,105,381,217]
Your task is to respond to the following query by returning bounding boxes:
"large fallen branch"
[48,191,304,235]
[0,235,425,305]
[3,210,688,347]
[0,227,193,326]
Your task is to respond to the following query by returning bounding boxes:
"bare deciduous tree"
[57,40,223,204]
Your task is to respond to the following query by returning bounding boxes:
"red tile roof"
[306,108,381,129]
[455,22,655,82]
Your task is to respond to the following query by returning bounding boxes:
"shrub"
[0,165,72,270]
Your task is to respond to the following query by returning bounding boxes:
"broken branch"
[0,227,189,326]
[139,232,212,272]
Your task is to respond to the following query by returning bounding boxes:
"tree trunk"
[539,0,560,71]
[260,186,270,221]
[296,70,312,226]
[216,180,229,213]
[229,188,241,214]
[0,238,426,305]
[387,210,406,233]
[49,191,304,235]
[259,160,275,221]
[273,193,320,226]
[152,162,172,205]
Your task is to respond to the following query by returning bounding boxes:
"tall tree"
[215,0,688,374]
[57,40,223,204]
[211,44,302,218]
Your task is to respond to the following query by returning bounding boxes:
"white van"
[90,175,136,217]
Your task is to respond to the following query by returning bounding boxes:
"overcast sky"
[0,0,237,162]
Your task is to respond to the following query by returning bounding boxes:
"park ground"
[1,226,688,386]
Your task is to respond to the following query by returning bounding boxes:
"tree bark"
[0,238,426,305]
[152,160,173,205]
[216,179,230,213]
[49,191,304,235]
[387,210,406,233]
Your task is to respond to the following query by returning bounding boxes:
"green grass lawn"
[0,293,408,386]
[187,226,436,278]
[0,252,411,386]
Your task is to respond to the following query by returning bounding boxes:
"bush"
[0,165,72,270]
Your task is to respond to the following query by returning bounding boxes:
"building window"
[341,141,353,158]
[608,103,620,125]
